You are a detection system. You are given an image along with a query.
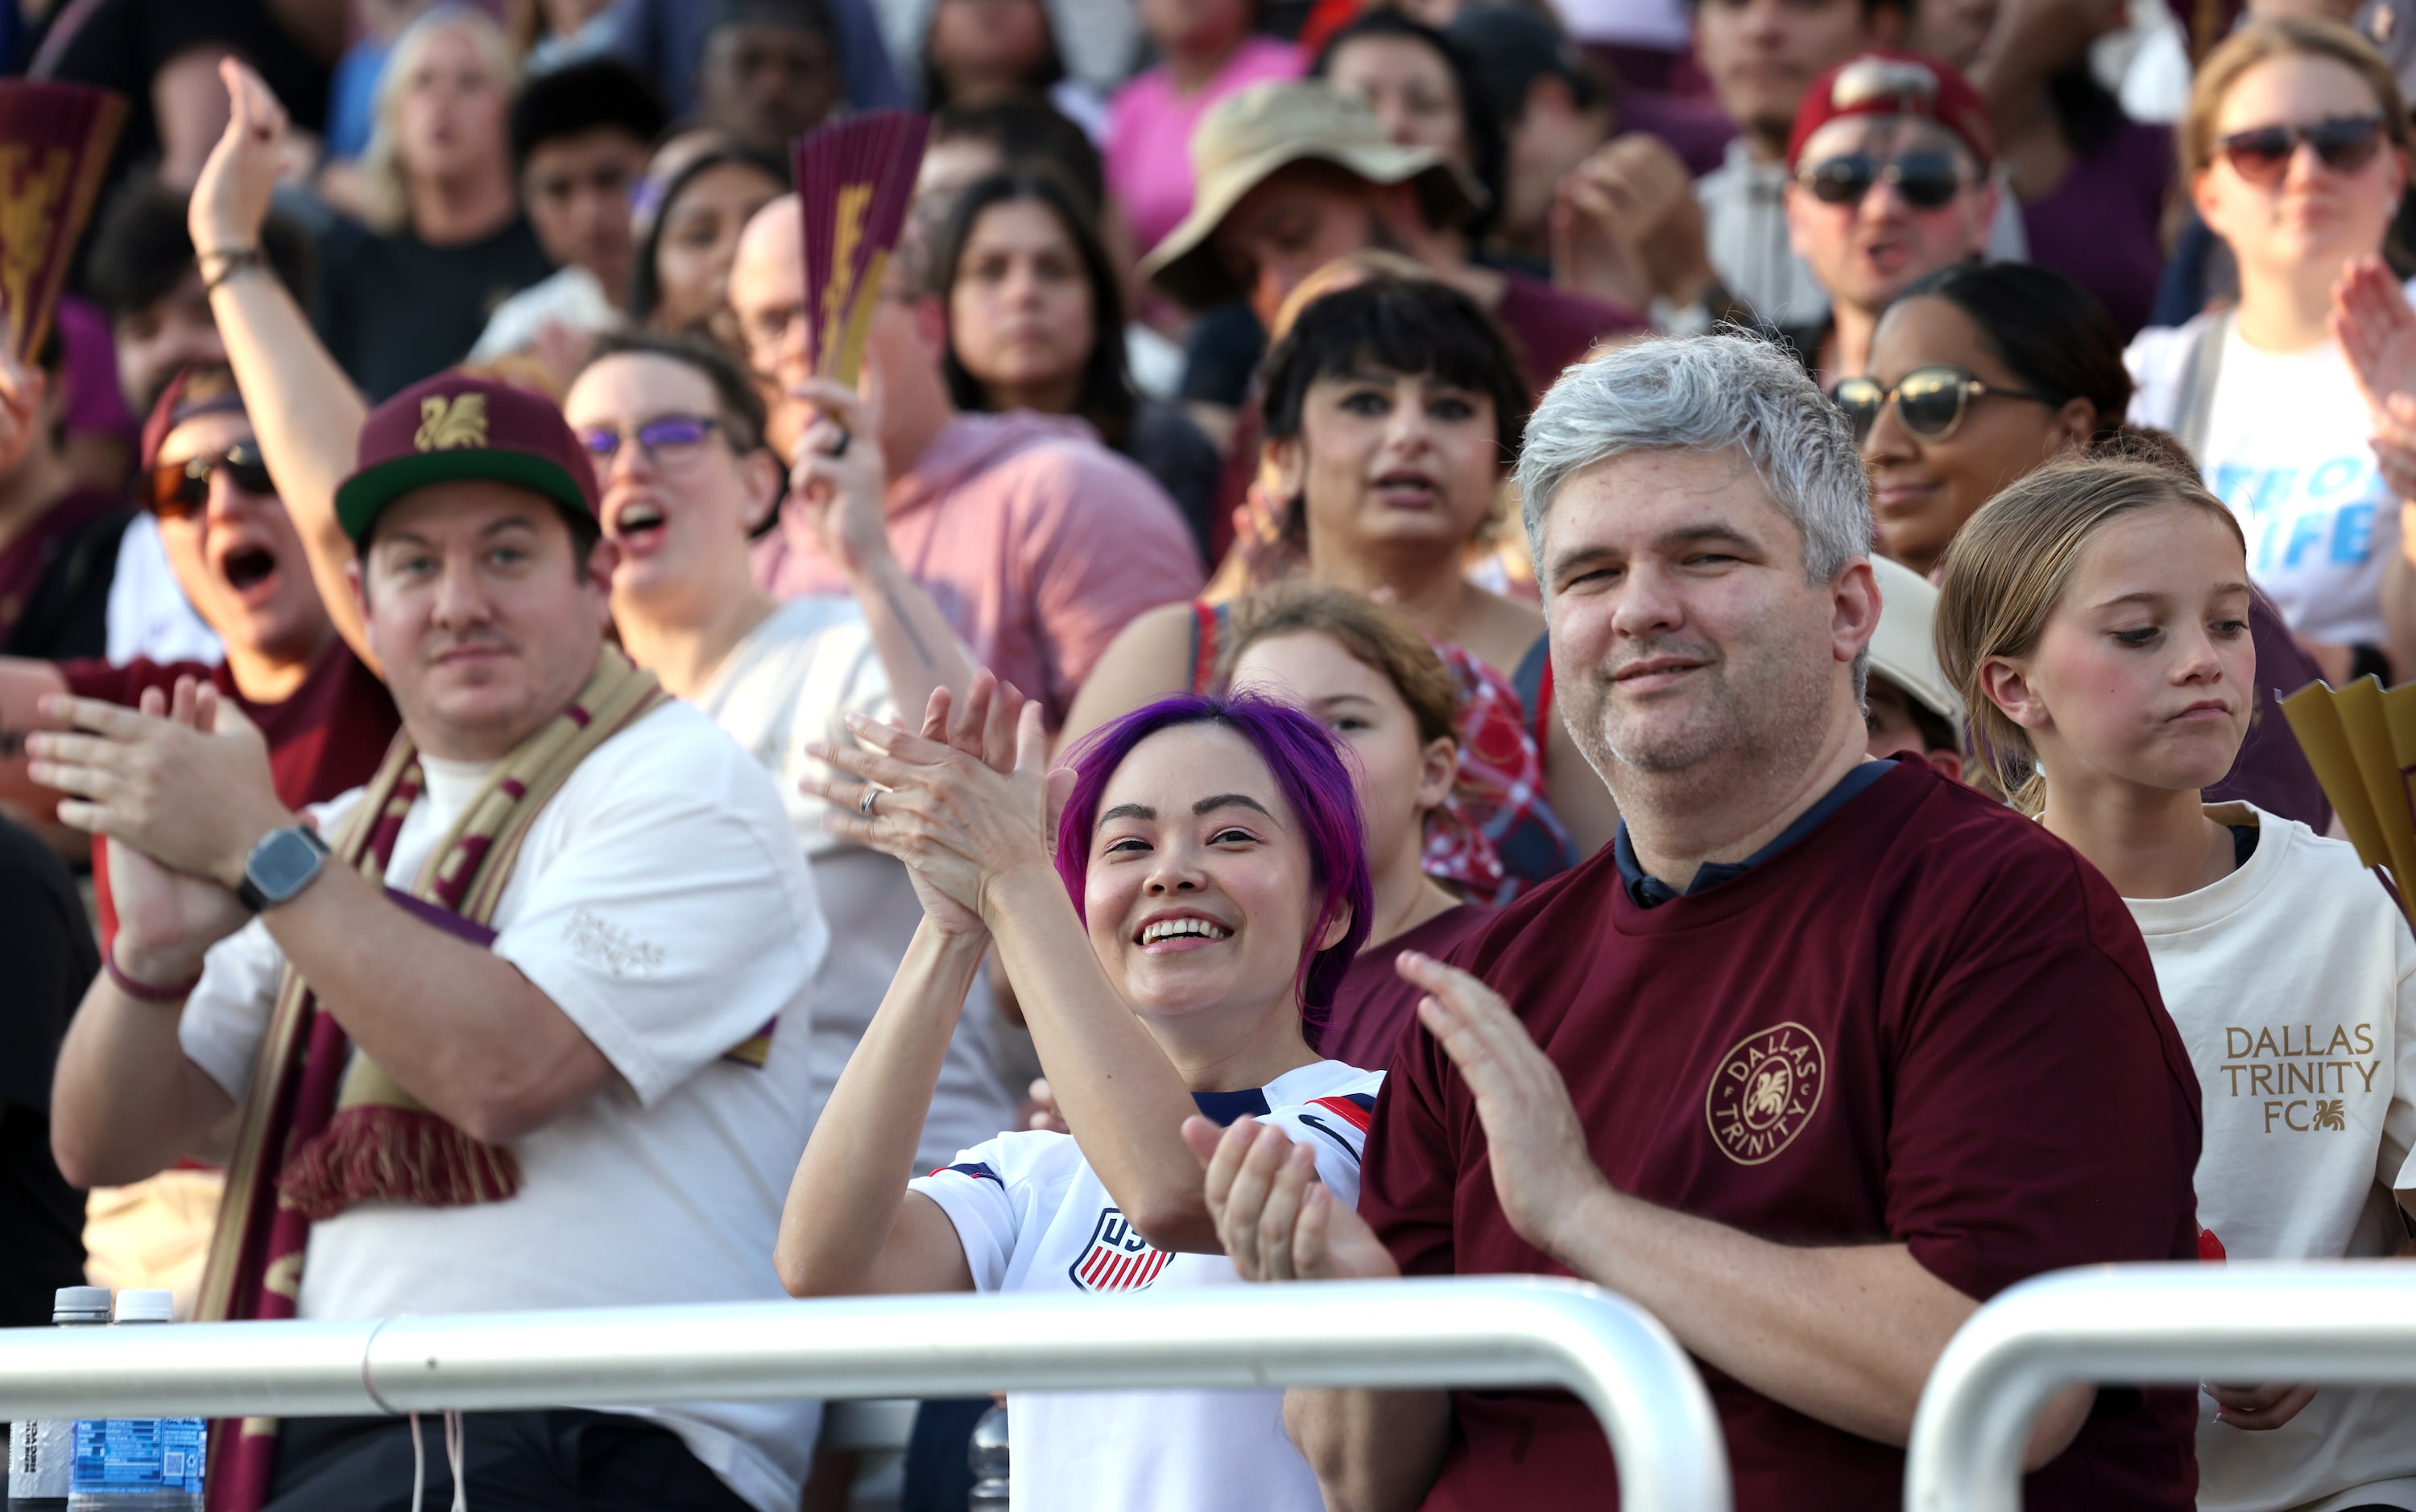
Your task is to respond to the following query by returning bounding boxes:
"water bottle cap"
[112,1289,177,1324]
[52,1285,111,1323]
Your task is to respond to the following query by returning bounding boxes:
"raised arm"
[808,676,1222,1252]
[783,378,977,718]
[189,60,376,675]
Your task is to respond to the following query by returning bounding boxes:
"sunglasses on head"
[1829,365,2056,444]
[2214,114,2387,185]
[1798,151,1967,209]
[149,444,274,519]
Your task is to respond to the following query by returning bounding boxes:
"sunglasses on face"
[1798,151,1967,209]
[149,444,274,519]
[579,415,720,468]
[2214,114,2387,186]
[1829,365,2055,443]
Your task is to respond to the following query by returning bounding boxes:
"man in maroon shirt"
[0,367,397,824]
[1189,333,2203,1510]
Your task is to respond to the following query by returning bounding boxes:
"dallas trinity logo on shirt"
[1705,1022,1827,1166]
[1069,1207,1173,1293]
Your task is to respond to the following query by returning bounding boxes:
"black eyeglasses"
[1830,366,2057,443]
[2215,115,2387,186]
[149,444,274,519]
[1798,151,1967,209]
[579,415,721,469]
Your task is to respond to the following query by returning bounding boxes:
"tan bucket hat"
[1139,80,1483,311]
[1867,556,1961,726]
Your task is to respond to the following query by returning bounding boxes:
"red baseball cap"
[333,371,598,545]
[1785,49,1996,172]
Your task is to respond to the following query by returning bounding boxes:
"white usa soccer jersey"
[908,1059,1384,1512]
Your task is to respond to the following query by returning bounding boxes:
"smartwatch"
[238,824,331,912]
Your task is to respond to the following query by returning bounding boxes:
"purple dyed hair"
[1053,692,1375,1024]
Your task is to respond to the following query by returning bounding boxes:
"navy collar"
[1190,1088,1273,1126]
[1614,760,1895,908]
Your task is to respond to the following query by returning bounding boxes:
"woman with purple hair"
[773,674,1379,1511]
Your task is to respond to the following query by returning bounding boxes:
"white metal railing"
[0,1276,1731,1511]
[1906,1261,2416,1512]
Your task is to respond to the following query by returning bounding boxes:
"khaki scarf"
[197,650,669,1512]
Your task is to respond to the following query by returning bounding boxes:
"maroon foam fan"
[792,110,930,387]
[0,81,127,361]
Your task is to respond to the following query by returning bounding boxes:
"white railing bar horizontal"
[0,1275,1731,1512]
[1906,1261,2416,1512]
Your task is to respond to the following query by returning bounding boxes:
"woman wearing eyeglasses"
[2126,18,2416,687]
[1839,259,2335,827]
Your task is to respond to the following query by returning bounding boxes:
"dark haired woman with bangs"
[930,168,1222,552]
[1062,275,1617,899]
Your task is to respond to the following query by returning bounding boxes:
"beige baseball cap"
[1868,556,1962,726]
[1139,81,1483,311]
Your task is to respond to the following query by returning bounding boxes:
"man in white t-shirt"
[42,370,828,1512]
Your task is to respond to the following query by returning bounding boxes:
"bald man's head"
[730,192,807,392]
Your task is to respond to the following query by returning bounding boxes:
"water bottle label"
[68,1419,206,1495]
[10,1418,72,1497]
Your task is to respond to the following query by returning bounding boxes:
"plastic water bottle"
[967,1401,1008,1512]
[9,1287,112,1510]
[66,1291,202,1511]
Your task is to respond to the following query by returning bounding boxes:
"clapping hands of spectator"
[2332,257,2416,571]
[1396,949,1611,1265]
[806,671,1063,931]
[785,378,895,575]
[190,59,289,264]
[30,680,286,988]
[1550,134,1714,316]
[1181,1114,1398,1282]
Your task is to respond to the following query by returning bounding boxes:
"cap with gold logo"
[333,370,599,544]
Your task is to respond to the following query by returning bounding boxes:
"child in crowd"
[1218,583,1490,1068]
[776,677,1376,1511]
[1935,456,2416,1512]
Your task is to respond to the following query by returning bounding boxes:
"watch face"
[250,829,325,901]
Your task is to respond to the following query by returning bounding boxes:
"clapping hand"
[805,671,1064,929]
[2333,258,2416,567]
[1396,950,1611,1264]
[1181,1115,1398,1282]
[1552,134,1712,315]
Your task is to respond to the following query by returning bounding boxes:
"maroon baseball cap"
[1785,49,1995,172]
[139,365,248,475]
[333,371,598,545]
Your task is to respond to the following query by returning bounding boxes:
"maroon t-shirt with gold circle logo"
[1359,758,2203,1510]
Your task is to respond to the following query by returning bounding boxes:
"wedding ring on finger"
[858,787,879,817]
[826,425,850,460]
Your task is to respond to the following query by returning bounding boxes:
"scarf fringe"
[275,1104,522,1221]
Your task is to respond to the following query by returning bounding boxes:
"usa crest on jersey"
[1067,1207,1173,1292]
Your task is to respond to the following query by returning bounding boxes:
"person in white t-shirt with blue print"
[776,675,1380,1512]
[1937,456,2416,1512]
[2123,19,2416,686]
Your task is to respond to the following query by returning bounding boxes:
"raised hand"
[1553,134,1713,313]
[190,58,289,262]
[2334,256,2416,423]
[0,349,47,477]
[1182,1115,1398,1282]
[785,378,894,577]
[29,678,292,890]
[805,672,1054,923]
[1397,950,1609,1263]
[82,684,258,987]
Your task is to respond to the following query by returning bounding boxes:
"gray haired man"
[1188,335,2203,1511]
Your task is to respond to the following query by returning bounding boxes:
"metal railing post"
[0,1276,1731,1511]
[1906,1261,2416,1512]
